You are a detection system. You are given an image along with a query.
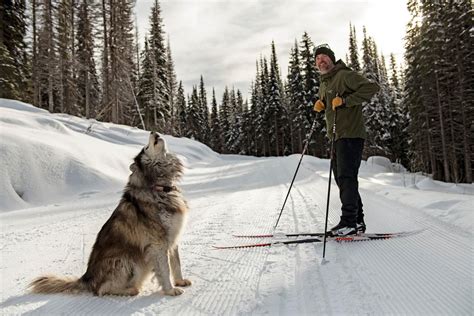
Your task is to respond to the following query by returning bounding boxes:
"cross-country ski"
[216,231,422,249]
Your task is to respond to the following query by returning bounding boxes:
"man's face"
[315,54,334,74]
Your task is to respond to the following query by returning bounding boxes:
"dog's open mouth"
[151,132,161,146]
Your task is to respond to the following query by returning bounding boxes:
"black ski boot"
[329,222,357,237]
[357,218,366,233]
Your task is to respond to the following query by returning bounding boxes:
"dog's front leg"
[153,246,184,296]
[170,246,192,287]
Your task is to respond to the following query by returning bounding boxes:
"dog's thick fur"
[29,132,191,296]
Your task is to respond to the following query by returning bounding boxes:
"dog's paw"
[163,287,184,296]
[175,279,192,287]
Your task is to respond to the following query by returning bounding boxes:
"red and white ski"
[214,230,422,249]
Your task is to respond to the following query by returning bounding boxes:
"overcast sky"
[135,0,409,101]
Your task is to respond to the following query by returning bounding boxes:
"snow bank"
[0,99,217,212]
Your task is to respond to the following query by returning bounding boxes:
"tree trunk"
[102,0,109,112]
[456,49,473,183]
[47,0,54,112]
[435,72,450,182]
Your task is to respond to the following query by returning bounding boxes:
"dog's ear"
[129,163,137,172]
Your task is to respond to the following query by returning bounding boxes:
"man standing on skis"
[313,44,379,236]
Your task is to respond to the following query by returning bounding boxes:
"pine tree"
[219,86,232,153]
[56,0,78,115]
[249,76,261,156]
[198,75,210,143]
[286,40,306,153]
[188,85,209,142]
[175,81,187,137]
[267,41,285,156]
[76,0,100,118]
[259,57,271,156]
[348,23,361,71]
[103,0,136,125]
[404,0,472,182]
[388,53,409,167]
[227,88,242,153]
[209,88,222,152]
[0,0,30,101]
[299,32,323,156]
[147,0,169,128]
[165,38,178,134]
[138,38,158,130]
[360,27,390,157]
[36,0,57,112]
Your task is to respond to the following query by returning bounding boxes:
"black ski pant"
[332,137,365,227]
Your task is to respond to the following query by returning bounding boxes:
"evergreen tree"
[76,0,100,118]
[348,23,361,71]
[286,40,307,153]
[404,0,472,182]
[360,27,389,157]
[227,88,242,153]
[259,57,271,156]
[219,86,232,153]
[138,38,158,130]
[388,53,410,167]
[299,32,323,156]
[186,86,201,140]
[249,77,261,156]
[165,38,178,134]
[56,0,78,115]
[267,41,285,156]
[198,75,210,143]
[37,0,57,112]
[104,0,136,124]
[175,81,187,137]
[209,88,222,152]
[147,0,169,128]
[0,0,29,101]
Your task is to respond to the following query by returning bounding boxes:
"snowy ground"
[1,99,473,315]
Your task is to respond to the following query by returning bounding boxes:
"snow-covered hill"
[0,99,472,315]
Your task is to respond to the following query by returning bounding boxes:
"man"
[313,44,379,236]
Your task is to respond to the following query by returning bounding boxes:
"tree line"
[404,0,473,183]
[0,0,471,183]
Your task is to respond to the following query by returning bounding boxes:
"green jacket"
[319,60,380,140]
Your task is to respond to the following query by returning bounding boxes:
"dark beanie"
[314,46,336,64]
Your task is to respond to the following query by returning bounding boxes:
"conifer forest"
[1,0,472,183]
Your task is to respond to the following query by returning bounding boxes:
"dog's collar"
[152,184,177,193]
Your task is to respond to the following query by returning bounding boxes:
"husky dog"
[29,132,191,296]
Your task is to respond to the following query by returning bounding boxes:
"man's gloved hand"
[331,96,344,110]
[313,99,325,112]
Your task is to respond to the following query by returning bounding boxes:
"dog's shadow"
[0,292,172,315]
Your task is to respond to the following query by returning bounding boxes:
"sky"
[135,0,410,101]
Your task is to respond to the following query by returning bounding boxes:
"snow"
[1,98,473,315]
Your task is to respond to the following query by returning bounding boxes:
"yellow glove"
[313,99,325,112]
[331,96,344,110]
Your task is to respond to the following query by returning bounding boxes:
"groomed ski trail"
[1,154,472,315]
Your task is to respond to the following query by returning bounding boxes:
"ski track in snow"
[1,101,473,315]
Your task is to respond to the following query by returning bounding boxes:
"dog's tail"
[28,275,88,294]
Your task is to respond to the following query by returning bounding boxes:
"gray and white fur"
[29,132,191,296]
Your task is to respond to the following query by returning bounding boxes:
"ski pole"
[274,116,318,230]
[322,108,338,260]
